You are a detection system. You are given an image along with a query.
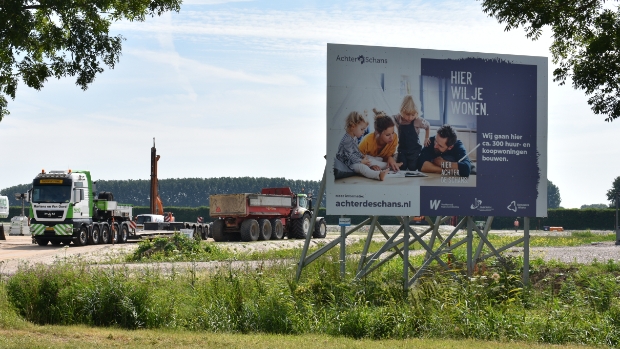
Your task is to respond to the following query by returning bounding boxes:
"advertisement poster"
[326,44,547,217]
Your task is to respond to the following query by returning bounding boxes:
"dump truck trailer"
[210,187,326,242]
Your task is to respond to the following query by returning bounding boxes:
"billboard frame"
[296,170,532,289]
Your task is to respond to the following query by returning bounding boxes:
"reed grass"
[2,248,620,347]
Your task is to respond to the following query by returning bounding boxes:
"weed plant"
[125,235,330,263]
[3,248,620,347]
[127,232,231,262]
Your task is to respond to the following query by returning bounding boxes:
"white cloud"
[127,48,306,86]
[115,1,550,58]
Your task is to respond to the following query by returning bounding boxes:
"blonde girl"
[334,111,388,181]
[393,95,430,171]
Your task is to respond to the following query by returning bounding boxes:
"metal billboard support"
[296,168,532,288]
[614,193,620,245]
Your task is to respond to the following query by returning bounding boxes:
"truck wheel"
[202,224,209,240]
[195,226,203,241]
[211,220,228,242]
[290,213,310,239]
[101,225,111,244]
[90,226,101,244]
[119,225,129,244]
[36,239,49,246]
[257,219,272,240]
[113,223,120,243]
[313,218,327,239]
[75,226,89,246]
[240,219,260,242]
[270,219,284,240]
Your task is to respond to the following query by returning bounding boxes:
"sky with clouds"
[1,0,618,209]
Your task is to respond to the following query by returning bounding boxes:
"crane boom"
[150,138,163,215]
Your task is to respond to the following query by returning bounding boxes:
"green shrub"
[128,232,229,262]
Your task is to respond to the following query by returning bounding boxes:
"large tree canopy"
[548,179,561,208]
[606,175,620,204]
[0,0,182,122]
[480,0,620,122]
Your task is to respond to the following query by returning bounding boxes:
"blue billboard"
[326,44,547,217]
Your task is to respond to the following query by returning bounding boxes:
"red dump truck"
[209,187,326,242]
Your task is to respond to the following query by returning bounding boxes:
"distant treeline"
[0,177,322,207]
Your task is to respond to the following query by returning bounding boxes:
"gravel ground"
[515,242,620,264]
[1,225,618,275]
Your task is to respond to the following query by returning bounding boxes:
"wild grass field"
[1,231,619,348]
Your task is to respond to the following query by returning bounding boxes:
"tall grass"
[3,250,620,347]
[0,274,26,329]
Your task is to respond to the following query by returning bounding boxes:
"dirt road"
[0,235,137,274]
[2,227,618,276]
[0,226,382,275]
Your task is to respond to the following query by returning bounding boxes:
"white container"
[180,229,194,239]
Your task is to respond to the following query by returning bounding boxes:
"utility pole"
[13,193,28,236]
[14,193,27,217]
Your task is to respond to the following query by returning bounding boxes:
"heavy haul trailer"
[29,170,133,246]
[210,187,326,242]
[131,214,211,240]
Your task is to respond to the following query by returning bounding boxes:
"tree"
[1,177,325,207]
[480,0,620,122]
[0,0,181,122]
[580,203,609,209]
[606,176,620,204]
[548,179,561,208]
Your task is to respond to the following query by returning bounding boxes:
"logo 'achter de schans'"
[336,54,387,64]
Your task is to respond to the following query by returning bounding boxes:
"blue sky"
[1,0,618,209]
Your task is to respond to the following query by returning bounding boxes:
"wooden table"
[334,172,476,187]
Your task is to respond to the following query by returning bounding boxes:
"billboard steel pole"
[615,193,620,245]
[340,216,346,279]
[467,217,473,276]
[357,216,379,273]
[403,217,410,291]
[296,168,327,281]
[523,217,530,285]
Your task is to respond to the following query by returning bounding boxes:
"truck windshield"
[136,216,152,224]
[32,185,71,203]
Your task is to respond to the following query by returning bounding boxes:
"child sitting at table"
[334,111,388,181]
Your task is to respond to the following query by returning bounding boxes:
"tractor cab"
[297,194,308,210]
[296,191,314,211]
